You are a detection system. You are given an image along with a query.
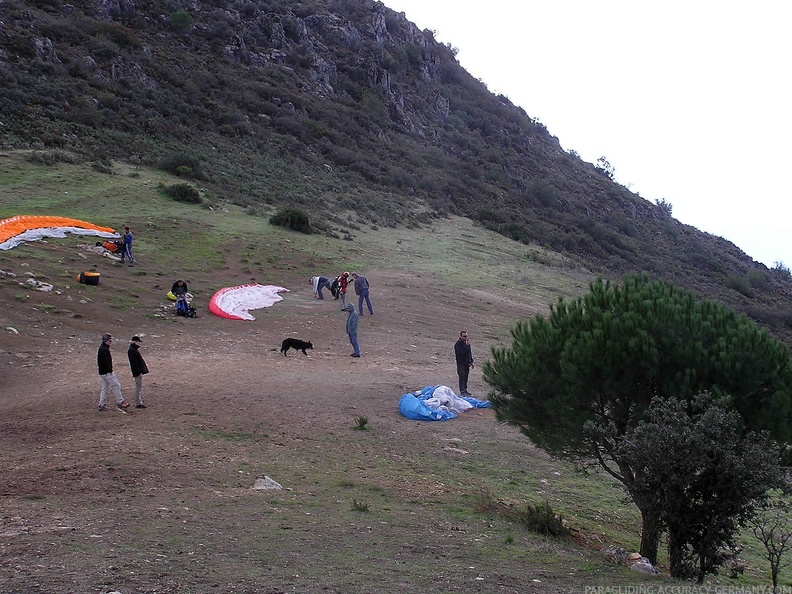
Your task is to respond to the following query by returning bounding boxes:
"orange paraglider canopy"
[0,215,119,250]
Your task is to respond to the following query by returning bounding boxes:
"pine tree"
[484,274,792,564]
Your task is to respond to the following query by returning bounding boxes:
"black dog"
[280,338,313,356]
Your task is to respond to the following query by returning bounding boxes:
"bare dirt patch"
[0,233,671,593]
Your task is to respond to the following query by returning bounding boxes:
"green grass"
[1,151,789,592]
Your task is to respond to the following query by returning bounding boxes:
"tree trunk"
[639,510,661,565]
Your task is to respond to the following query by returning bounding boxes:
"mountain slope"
[1,0,791,343]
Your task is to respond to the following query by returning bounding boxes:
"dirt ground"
[6,240,623,594]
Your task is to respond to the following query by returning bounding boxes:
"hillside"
[1,0,791,346]
[3,154,790,592]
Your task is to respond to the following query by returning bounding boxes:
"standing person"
[127,336,149,409]
[338,271,350,309]
[343,303,361,357]
[119,226,134,267]
[454,330,474,396]
[97,333,130,412]
[309,275,333,300]
[351,272,374,315]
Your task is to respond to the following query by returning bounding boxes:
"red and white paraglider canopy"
[209,283,289,321]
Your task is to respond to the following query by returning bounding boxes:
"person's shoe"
[117,401,130,410]
[98,405,106,411]
[351,354,361,358]
[136,404,147,409]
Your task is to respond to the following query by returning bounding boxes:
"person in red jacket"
[338,271,350,310]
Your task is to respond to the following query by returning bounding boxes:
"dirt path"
[4,243,602,593]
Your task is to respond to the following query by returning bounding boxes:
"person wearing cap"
[97,333,130,412]
[350,272,374,315]
[127,336,149,409]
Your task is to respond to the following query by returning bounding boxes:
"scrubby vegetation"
[270,208,311,234]
[2,0,792,344]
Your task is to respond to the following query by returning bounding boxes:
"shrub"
[746,268,770,290]
[725,274,753,297]
[162,182,201,204]
[513,501,569,537]
[269,208,311,234]
[25,150,76,165]
[158,153,205,179]
[771,261,791,282]
[169,10,193,33]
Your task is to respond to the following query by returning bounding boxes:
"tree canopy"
[484,274,792,565]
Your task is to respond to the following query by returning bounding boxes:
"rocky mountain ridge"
[1,0,791,343]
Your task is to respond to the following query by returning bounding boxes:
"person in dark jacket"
[350,272,373,315]
[171,279,190,315]
[171,279,188,298]
[344,303,361,357]
[97,333,130,411]
[119,226,134,267]
[454,330,474,396]
[127,336,149,409]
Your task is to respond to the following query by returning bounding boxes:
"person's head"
[176,280,184,285]
[102,333,113,345]
[344,304,355,313]
[124,226,130,231]
[350,272,358,279]
[342,271,349,278]
[131,336,142,345]
[459,331,469,341]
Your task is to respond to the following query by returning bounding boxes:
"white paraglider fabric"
[209,283,289,320]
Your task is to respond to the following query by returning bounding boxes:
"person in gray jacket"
[343,303,360,357]
[351,272,374,315]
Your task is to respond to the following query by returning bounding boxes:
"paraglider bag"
[176,297,197,318]
[77,271,101,285]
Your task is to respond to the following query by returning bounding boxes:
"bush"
[269,208,311,234]
[725,274,753,297]
[169,10,193,33]
[26,150,76,165]
[513,501,569,537]
[162,182,201,204]
[158,153,205,180]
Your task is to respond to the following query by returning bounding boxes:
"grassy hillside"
[3,0,792,346]
[1,151,789,593]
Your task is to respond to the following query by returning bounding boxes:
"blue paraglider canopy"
[399,385,491,421]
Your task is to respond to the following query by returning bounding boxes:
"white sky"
[384,0,791,268]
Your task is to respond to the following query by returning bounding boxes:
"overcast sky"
[384,0,791,268]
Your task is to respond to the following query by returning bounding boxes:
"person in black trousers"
[454,330,474,396]
[127,336,149,409]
